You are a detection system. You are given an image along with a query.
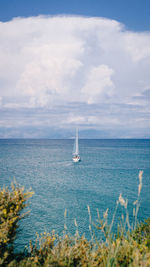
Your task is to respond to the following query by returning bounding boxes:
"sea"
[0,139,150,251]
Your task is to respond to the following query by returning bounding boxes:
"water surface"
[0,139,150,249]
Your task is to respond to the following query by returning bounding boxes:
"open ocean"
[0,139,150,250]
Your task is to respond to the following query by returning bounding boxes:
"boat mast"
[75,128,79,155]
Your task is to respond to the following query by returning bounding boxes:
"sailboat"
[72,128,81,162]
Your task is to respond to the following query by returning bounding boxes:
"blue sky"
[0,1,150,138]
[0,0,150,31]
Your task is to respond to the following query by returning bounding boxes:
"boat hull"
[72,156,81,162]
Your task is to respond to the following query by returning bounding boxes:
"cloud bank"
[0,15,150,138]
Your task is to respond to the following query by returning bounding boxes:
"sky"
[0,0,150,138]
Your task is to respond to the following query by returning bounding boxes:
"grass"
[1,171,150,266]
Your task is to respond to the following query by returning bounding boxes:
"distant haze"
[0,16,150,138]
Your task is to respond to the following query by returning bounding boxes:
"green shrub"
[0,183,33,266]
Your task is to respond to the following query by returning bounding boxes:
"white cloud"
[81,64,114,104]
[123,32,150,62]
[0,15,150,137]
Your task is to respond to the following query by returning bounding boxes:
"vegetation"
[0,183,33,266]
[0,172,150,266]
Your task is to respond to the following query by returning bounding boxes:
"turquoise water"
[0,139,150,250]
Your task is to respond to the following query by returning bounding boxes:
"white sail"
[72,128,81,162]
[74,128,79,155]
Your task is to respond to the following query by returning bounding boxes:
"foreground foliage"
[0,183,33,266]
[1,172,150,266]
